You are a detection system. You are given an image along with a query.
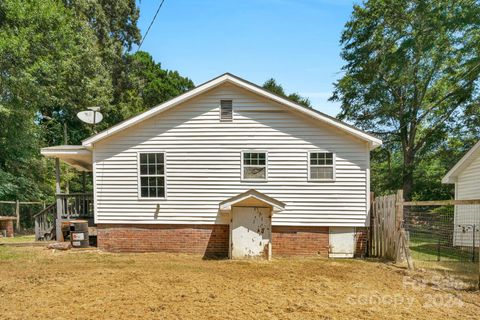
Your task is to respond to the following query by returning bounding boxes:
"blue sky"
[135,0,356,116]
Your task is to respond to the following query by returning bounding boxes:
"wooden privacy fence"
[370,190,414,269]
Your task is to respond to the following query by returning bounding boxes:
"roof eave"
[82,73,382,147]
[82,74,232,147]
[441,140,480,184]
[441,176,456,184]
[40,145,92,172]
[219,189,286,213]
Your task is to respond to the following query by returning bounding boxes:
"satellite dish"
[77,110,103,125]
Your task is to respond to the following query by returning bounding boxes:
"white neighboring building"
[442,140,480,247]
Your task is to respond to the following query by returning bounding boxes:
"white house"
[41,73,382,259]
[442,140,480,247]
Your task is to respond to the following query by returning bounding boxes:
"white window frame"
[241,150,268,182]
[219,99,233,122]
[137,151,167,200]
[308,151,336,182]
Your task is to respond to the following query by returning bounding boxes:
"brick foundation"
[272,226,329,256]
[0,219,14,237]
[97,224,367,258]
[97,224,229,258]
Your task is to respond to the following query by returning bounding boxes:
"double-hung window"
[139,152,165,198]
[309,152,335,181]
[242,152,267,181]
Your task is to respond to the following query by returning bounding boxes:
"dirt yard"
[0,246,479,319]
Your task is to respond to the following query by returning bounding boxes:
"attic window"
[220,100,233,121]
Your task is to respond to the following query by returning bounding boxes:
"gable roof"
[442,140,480,184]
[219,189,286,213]
[82,73,382,149]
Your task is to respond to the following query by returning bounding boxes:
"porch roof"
[219,189,286,213]
[40,145,92,172]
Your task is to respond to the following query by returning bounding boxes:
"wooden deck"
[34,193,94,241]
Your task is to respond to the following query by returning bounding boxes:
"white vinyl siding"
[93,83,370,227]
[454,154,480,246]
[457,154,480,200]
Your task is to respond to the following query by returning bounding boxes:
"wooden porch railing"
[33,193,93,241]
[57,193,94,219]
[33,203,56,241]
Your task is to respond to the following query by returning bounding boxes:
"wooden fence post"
[403,229,415,270]
[15,200,20,232]
[368,192,375,257]
[395,190,404,230]
[55,158,64,242]
[394,190,404,262]
[395,189,414,269]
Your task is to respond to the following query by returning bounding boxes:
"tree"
[331,0,480,199]
[263,78,312,108]
[0,0,112,199]
[0,1,194,203]
[109,51,194,124]
[63,0,141,64]
[40,0,142,146]
[62,0,141,117]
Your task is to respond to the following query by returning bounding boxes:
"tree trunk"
[402,148,415,201]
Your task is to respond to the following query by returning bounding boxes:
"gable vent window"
[309,152,335,181]
[220,100,233,121]
[139,152,166,198]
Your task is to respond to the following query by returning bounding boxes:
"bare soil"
[0,246,479,319]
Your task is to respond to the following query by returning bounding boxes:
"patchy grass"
[0,247,479,319]
[409,232,475,262]
[0,234,35,244]
[0,246,32,261]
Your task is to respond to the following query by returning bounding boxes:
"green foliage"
[0,0,110,199]
[109,51,194,123]
[63,0,141,63]
[0,1,192,202]
[332,0,480,199]
[263,78,312,108]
